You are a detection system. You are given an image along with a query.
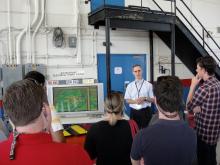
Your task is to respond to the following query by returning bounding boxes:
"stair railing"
[150,0,220,63]
[177,0,220,62]
[98,0,220,63]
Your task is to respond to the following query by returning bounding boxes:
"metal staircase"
[153,0,220,79]
[88,0,220,92]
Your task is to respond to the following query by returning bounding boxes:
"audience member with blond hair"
[84,92,135,165]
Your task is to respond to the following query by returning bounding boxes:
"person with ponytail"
[84,92,134,165]
[104,92,124,126]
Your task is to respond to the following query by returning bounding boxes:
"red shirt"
[0,133,92,165]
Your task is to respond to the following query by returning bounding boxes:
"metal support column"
[105,18,111,94]
[171,0,176,76]
[149,31,154,83]
[171,24,175,76]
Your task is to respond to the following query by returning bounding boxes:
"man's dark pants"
[197,135,217,165]
[130,107,152,129]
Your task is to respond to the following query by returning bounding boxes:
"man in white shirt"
[124,64,154,128]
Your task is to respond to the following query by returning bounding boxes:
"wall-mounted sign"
[114,67,122,75]
[52,70,85,78]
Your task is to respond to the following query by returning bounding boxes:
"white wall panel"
[0,0,220,80]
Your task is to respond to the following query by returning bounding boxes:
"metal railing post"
[202,29,205,48]
[105,18,111,94]
[174,0,176,16]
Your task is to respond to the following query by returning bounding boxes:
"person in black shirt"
[131,76,197,165]
[84,92,133,165]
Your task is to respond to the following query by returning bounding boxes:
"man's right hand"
[136,97,145,104]
[187,75,201,104]
[191,74,201,88]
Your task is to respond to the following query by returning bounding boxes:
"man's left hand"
[193,106,201,113]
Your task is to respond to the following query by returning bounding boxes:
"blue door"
[97,54,147,115]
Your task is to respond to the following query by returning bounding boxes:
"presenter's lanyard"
[135,80,144,98]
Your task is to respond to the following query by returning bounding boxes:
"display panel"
[53,86,98,112]
[47,83,104,117]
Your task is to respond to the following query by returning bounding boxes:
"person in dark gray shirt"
[131,76,197,165]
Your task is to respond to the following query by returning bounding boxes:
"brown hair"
[196,56,216,75]
[24,71,45,85]
[3,79,45,126]
[104,92,124,126]
[153,76,183,113]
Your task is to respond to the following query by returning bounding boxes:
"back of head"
[153,76,183,113]
[104,92,124,126]
[196,56,216,75]
[3,79,44,127]
[24,71,45,85]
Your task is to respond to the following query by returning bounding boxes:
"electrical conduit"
[32,0,45,64]
[26,0,31,63]
[75,0,82,64]
[16,0,40,64]
[7,0,13,64]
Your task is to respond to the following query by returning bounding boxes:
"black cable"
[53,27,64,48]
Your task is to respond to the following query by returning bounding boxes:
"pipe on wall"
[26,0,31,63]
[87,30,96,65]
[75,0,82,64]
[32,0,45,64]
[16,0,40,64]
[28,0,40,63]
[31,0,40,29]
[16,0,30,64]
[7,0,13,64]
[0,41,6,65]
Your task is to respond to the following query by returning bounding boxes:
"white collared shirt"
[124,79,154,110]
